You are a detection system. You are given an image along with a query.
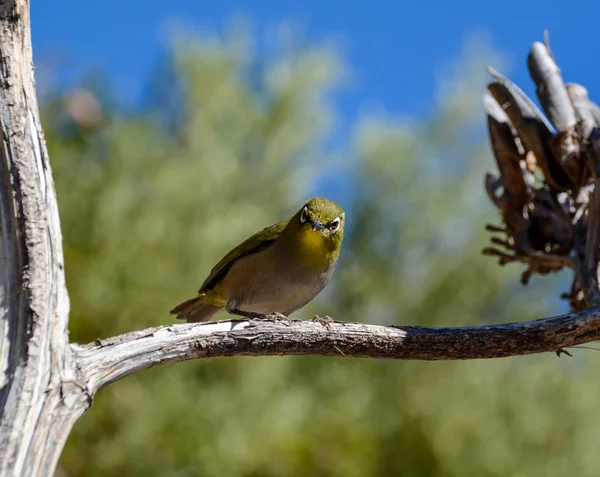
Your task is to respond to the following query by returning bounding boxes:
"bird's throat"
[296,228,333,271]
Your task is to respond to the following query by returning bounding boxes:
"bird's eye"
[300,206,309,224]
[329,217,341,232]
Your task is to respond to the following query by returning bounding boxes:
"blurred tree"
[41,25,595,477]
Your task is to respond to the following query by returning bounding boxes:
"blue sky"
[32,0,584,313]
[31,0,600,123]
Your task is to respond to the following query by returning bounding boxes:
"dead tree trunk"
[0,1,90,475]
[1,3,600,477]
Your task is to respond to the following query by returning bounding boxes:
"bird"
[170,197,345,323]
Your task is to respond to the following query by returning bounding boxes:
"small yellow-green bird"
[170,197,345,322]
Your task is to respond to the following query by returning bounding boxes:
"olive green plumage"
[170,197,345,322]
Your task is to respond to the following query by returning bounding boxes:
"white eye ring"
[329,217,341,232]
[300,206,309,224]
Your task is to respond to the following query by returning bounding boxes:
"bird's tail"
[169,294,222,323]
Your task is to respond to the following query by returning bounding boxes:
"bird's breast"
[221,239,336,315]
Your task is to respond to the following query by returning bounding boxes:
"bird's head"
[286,197,345,260]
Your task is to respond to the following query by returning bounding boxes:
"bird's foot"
[258,312,291,323]
[228,306,290,323]
[312,315,333,329]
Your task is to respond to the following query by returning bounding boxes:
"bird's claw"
[312,315,333,329]
[260,312,291,324]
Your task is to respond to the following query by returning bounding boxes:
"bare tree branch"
[74,308,600,396]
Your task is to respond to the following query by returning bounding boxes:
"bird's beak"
[311,220,324,231]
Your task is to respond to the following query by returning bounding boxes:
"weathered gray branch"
[74,308,600,395]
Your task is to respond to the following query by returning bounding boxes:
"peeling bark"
[0,1,89,475]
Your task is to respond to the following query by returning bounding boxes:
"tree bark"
[0,3,599,477]
[0,1,91,475]
[74,308,600,395]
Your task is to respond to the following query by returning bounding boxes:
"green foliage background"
[41,25,599,477]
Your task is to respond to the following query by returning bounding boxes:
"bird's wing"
[198,218,289,292]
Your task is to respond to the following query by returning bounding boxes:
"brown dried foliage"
[483,38,600,311]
